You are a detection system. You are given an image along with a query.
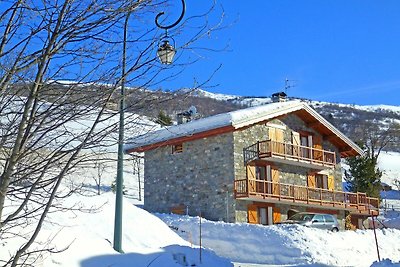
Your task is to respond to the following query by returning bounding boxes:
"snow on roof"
[125,100,307,151]
[124,100,362,155]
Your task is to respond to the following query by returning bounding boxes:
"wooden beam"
[307,121,321,128]
[323,135,336,142]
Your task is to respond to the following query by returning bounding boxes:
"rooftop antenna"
[284,78,296,94]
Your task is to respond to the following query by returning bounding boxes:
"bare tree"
[345,120,400,198]
[0,0,225,265]
[92,162,106,195]
[131,154,144,201]
[352,120,400,162]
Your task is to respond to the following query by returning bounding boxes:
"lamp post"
[113,0,186,253]
[113,10,130,253]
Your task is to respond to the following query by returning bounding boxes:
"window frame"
[172,143,183,154]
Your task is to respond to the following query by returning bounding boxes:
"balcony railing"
[234,178,379,215]
[243,140,336,168]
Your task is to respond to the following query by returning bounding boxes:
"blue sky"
[159,0,400,106]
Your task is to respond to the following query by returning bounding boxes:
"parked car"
[279,212,340,232]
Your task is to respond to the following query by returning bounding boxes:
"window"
[324,215,335,223]
[313,214,324,222]
[315,174,328,189]
[172,143,183,154]
[256,166,267,180]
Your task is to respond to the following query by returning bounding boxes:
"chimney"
[271,92,287,103]
[176,111,191,124]
[176,106,197,124]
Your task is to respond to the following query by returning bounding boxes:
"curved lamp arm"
[155,0,186,30]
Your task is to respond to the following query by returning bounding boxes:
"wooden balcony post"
[292,185,295,202]
[263,179,266,199]
[320,188,322,205]
[257,141,260,155]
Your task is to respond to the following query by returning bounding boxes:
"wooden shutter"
[292,131,300,157]
[307,173,316,188]
[247,165,256,179]
[247,165,256,193]
[273,207,281,223]
[275,129,284,142]
[313,135,323,161]
[269,127,284,153]
[272,168,280,195]
[248,204,258,224]
[328,175,335,190]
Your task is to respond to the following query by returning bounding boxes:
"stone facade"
[144,113,346,224]
[144,132,236,222]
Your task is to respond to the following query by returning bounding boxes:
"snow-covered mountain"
[183,89,400,152]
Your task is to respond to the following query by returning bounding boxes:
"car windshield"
[289,213,313,222]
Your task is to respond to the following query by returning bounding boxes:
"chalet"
[125,99,379,229]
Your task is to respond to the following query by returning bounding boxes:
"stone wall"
[144,132,236,222]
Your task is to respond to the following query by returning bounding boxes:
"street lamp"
[113,0,186,253]
[155,0,186,64]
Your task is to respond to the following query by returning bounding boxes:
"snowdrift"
[157,213,400,267]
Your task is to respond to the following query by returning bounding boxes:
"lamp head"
[157,40,176,65]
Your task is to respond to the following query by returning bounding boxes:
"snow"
[125,100,305,151]
[309,100,400,115]
[1,191,232,267]
[378,151,400,187]
[3,90,400,266]
[199,89,400,114]
[156,213,400,267]
[4,184,400,267]
[126,100,350,152]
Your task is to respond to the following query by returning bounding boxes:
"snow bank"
[156,213,400,267]
[1,191,232,267]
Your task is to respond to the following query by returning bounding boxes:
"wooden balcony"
[234,178,379,216]
[243,140,336,170]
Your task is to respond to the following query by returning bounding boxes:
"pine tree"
[344,145,382,198]
[155,110,173,126]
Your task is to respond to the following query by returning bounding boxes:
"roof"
[124,100,363,157]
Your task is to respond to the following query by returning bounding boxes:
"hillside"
[18,82,399,152]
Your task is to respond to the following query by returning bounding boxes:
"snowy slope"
[378,151,400,187]
[1,191,232,267]
[197,88,400,114]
